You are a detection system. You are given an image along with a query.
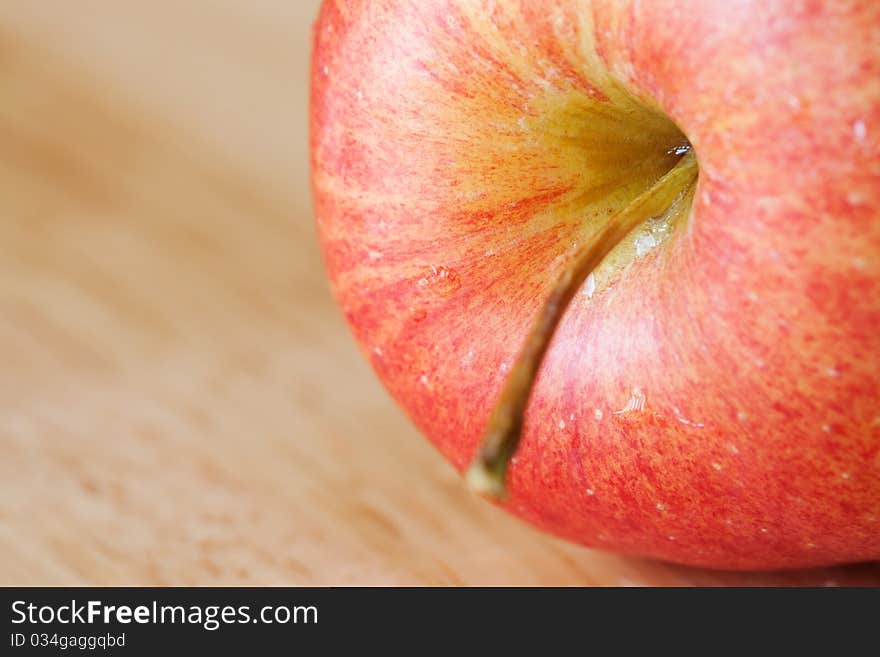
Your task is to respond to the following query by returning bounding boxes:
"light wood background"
[1,1,877,586]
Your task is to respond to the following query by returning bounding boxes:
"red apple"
[310,0,880,569]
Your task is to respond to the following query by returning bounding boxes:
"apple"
[310,0,880,569]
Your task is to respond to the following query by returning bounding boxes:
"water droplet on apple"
[853,119,867,142]
[634,231,657,256]
[582,272,596,299]
[674,406,705,428]
[847,192,864,206]
[614,388,646,415]
[418,265,461,297]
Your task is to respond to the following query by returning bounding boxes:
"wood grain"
[0,0,877,586]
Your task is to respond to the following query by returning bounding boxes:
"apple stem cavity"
[466,150,698,501]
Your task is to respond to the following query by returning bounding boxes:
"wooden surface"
[1,1,878,586]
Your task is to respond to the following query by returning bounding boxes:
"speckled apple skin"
[310,0,880,569]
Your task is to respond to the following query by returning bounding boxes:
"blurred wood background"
[0,0,877,586]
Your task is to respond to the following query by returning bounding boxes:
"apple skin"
[310,0,880,569]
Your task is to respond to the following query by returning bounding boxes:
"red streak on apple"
[310,0,880,569]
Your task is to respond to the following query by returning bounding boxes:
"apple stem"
[465,150,698,500]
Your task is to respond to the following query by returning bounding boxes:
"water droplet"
[634,231,657,256]
[582,272,596,299]
[848,192,864,206]
[853,119,867,142]
[558,418,566,429]
[594,408,604,421]
[418,265,461,297]
[674,406,705,428]
[586,488,595,496]
[614,388,646,415]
